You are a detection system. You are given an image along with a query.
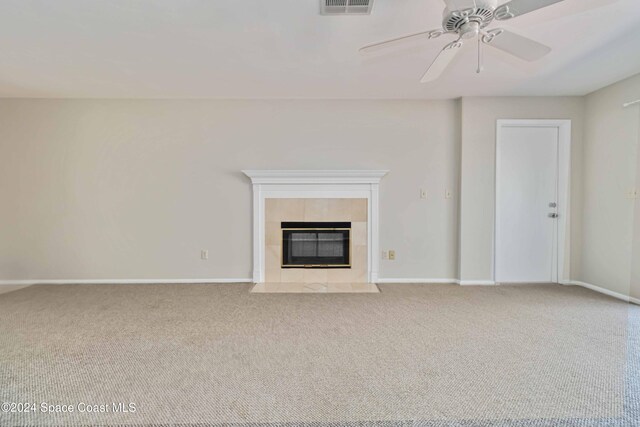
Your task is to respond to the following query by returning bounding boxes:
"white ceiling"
[0,0,639,99]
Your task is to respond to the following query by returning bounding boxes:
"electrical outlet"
[388,250,396,260]
[381,251,388,260]
[201,250,209,260]
[420,189,427,199]
[445,189,452,199]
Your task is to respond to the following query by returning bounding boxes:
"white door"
[496,126,559,283]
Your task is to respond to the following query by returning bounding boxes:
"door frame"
[494,119,572,284]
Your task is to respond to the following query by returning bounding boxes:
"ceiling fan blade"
[483,29,551,61]
[420,40,464,83]
[360,29,445,53]
[494,0,565,20]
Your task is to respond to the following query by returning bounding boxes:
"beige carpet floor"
[0,283,637,426]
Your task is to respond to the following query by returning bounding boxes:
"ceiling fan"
[360,0,611,83]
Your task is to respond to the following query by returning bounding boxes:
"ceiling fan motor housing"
[442,0,497,34]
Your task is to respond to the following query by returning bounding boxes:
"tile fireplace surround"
[242,170,388,285]
[265,198,367,283]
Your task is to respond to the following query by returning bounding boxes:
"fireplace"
[281,222,351,268]
[242,170,388,283]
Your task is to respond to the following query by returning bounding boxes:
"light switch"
[201,250,209,260]
[420,189,427,199]
[445,189,452,199]
[388,250,396,260]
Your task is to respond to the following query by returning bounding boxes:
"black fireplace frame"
[281,222,351,269]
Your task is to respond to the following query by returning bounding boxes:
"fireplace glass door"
[282,222,350,268]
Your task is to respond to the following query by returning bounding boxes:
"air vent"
[321,0,373,15]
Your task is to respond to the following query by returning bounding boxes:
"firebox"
[281,222,351,268]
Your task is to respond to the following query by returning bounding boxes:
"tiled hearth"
[242,170,387,293]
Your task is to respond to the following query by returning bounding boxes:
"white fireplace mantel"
[242,170,388,283]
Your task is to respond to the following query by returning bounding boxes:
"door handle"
[548,213,559,218]
[549,202,557,208]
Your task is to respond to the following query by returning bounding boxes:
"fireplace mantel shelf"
[242,170,388,185]
[243,170,388,284]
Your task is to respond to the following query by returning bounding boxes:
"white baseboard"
[376,278,458,284]
[564,280,639,305]
[0,278,253,286]
[458,280,497,286]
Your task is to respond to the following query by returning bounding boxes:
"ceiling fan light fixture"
[460,22,481,39]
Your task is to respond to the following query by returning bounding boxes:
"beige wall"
[582,74,640,297]
[633,123,640,300]
[634,112,640,300]
[459,97,585,282]
[0,99,461,281]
